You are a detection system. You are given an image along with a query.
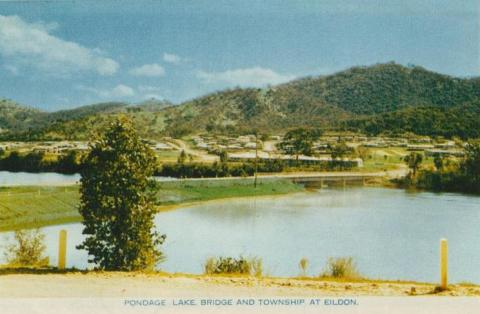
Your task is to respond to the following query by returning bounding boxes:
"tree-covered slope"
[285,63,480,115]
[1,63,479,140]
[162,63,480,137]
[0,99,46,133]
[344,100,480,139]
[0,101,171,140]
[161,87,351,136]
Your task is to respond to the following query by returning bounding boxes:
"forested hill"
[0,99,45,133]
[0,100,173,140]
[161,63,480,138]
[284,63,480,115]
[344,101,480,139]
[1,63,480,140]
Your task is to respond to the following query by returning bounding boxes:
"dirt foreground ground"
[1,272,479,297]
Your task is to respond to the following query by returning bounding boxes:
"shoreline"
[2,178,475,233]
[0,167,406,186]
[155,190,310,213]
[0,178,304,232]
[0,191,310,233]
[0,271,479,297]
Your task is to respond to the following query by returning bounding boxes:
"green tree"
[177,149,187,164]
[404,152,423,178]
[433,154,444,171]
[355,146,370,160]
[23,151,45,172]
[278,128,321,161]
[57,150,81,173]
[219,150,228,163]
[461,143,480,185]
[330,141,353,160]
[77,118,165,271]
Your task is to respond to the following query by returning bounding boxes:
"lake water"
[1,187,479,284]
[0,171,175,186]
[0,171,81,186]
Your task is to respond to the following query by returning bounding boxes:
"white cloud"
[197,67,295,87]
[105,84,135,98]
[78,84,135,99]
[0,15,119,76]
[129,63,165,77]
[163,53,182,64]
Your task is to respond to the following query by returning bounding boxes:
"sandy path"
[169,139,219,162]
[1,273,479,297]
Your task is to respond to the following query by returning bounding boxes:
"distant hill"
[46,102,128,122]
[0,99,45,133]
[345,100,480,138]
[1,63,479,140]
[161,63,480,138]
[283,63,480,115]
[133,98,173,112]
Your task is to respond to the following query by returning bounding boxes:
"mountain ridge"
[1,63,479,140]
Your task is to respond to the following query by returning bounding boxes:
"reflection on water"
[1,187,479,283]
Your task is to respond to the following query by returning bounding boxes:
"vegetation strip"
[0,178,303,232]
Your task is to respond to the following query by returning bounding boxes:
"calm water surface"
[0,171,175,186]
[1,187,479,283]
[0,171,80,186]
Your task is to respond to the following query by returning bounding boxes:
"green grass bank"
[0,178,303,232]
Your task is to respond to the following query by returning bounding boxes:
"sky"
[0,0,479,111]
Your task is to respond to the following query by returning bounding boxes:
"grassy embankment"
[0,178,303,232]
[359,147,435,172]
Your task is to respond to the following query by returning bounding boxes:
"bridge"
[159,170,396,187]
[261,172,386,187]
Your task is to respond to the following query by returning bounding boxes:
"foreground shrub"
[204,256,262,276]
[299,257,309,276]
[3,229,49,267]
[320,257,361,279]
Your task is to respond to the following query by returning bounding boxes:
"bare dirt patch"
[1,272,479,298]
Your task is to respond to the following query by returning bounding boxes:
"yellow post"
[58,229,67,270]
[440,238,448,289]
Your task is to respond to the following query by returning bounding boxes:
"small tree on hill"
[177,149,187,164]
[77,117,165,271]
[433,154,444,171]
[278,128,321,162]
[404,152,423,178]
[461,143,480,185]
[330,141,353,160]
[219,150,228,163]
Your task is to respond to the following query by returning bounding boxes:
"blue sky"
[0,0,478,111]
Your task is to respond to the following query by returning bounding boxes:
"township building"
[228,152,363,168]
